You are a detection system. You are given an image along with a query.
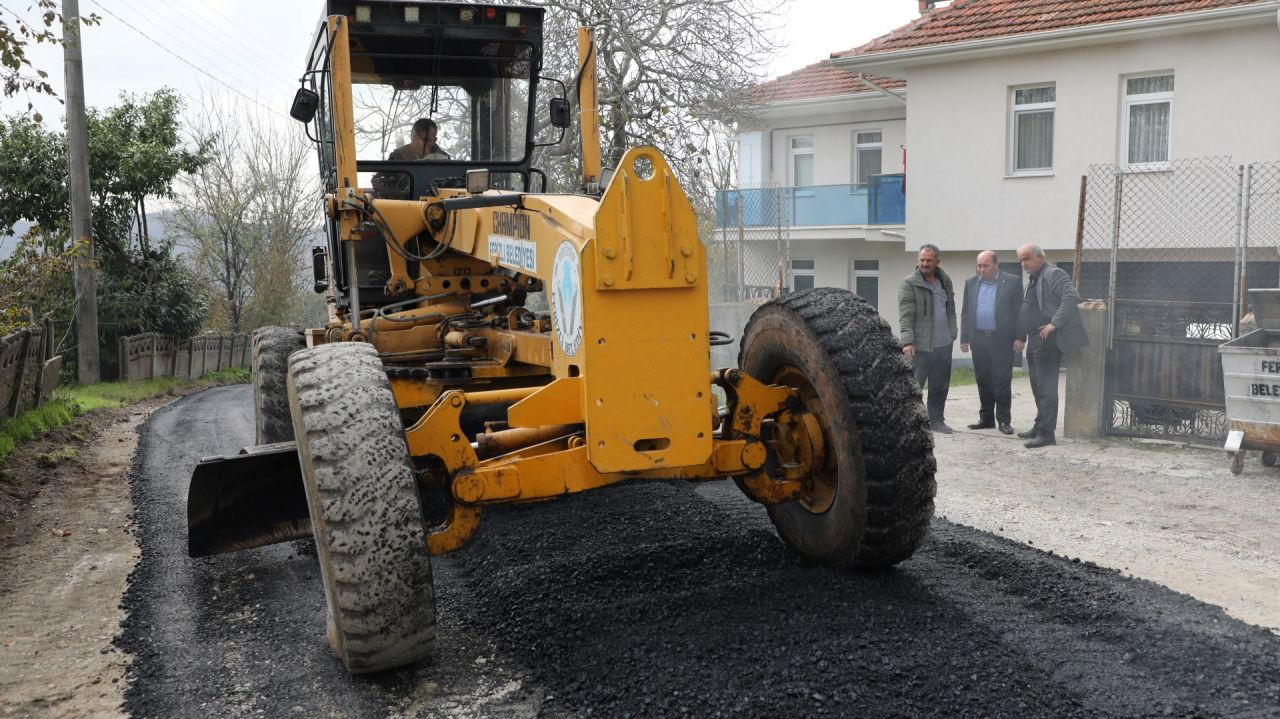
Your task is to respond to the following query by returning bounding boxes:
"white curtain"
[793,154,814,187]
[1015,110,1053,170]
[1128,102,1171,164]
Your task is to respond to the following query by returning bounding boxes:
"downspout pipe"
[858,73,907,105]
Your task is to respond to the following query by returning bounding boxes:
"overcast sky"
[0,0,922,123]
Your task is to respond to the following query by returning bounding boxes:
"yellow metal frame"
[310,20,823,557]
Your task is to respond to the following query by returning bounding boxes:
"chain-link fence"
[709,185,788,303]
[1078,157,1280,442]
[1246,161,1280,300]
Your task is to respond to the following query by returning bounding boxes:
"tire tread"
[739,287,936,568]
[288,342,435,674]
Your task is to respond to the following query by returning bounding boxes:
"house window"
[790,136,814,187]
[791,258,815,291]
[1123,73,1174,168]
[854,130,882,185]
[1010,85,1055,173]
[851,258,879,310]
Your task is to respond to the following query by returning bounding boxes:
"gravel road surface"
[117,385,1280,718]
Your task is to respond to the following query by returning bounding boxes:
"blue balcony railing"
[715,174,906,229]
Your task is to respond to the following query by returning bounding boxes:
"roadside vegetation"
[0,368,249,463]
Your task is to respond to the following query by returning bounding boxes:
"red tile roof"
[754,61,905,103]
[838,0,1271,58]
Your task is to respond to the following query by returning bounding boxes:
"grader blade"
[187,442,310,557]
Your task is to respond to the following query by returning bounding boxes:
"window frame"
[1008,83,1056,176]
[789,135,815,190]
[852,129,883,186]
[790,257,816,292]
[849,258,880,310]
[1121,72,1174,171]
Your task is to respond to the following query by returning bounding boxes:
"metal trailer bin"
[1219,288,1280,473]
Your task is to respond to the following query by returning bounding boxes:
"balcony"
[715,174,906,229]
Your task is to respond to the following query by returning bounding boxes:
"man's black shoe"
[1024,434,1056,449]
[967,420,995,430]
[998,422,1014,435]
[1016,428,1037,439]
[930,421,954,434]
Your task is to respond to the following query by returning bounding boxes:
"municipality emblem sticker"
[551,241,583,357]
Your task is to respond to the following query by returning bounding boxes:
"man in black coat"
[1016,243,1089,448]
[959,251,1024,435]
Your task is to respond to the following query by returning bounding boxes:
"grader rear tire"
[252,326,305,444]
[738,287,936,568]
[287,342,436,674]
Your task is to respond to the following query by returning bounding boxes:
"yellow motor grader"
[187,0,936,675]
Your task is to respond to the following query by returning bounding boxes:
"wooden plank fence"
[0,319,62,420]
[117,333,249,382]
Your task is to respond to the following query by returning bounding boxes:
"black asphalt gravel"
[118,385,1280,718]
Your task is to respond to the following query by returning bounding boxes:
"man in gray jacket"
[1015,243,1089,448]
[898,244,958,433]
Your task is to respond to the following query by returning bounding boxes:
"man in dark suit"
[959,250,1023,435]
[1015,243,1089,448]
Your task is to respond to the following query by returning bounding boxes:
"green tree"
[0,88,210,375]
[0,0,98,118]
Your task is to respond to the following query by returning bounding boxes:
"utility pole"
[63,0,99,383]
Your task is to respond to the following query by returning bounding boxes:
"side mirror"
[290,88,320,123]
[549,97,571,129]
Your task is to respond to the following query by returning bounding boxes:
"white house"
[720,64,912,314]
[726,0,1280,345]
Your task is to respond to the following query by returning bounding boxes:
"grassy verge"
[0,368,250,464]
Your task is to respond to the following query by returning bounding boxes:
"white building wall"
[768,113,907,186]
[903,23,1280,253]
[784,240,917,336]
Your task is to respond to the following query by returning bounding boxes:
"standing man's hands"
[903,344,916,359]
[1014,339,1025,353]
[1038,323,1057,340]
[960,343,970,353]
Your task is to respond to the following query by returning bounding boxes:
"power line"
[197,0,306,69]
[85,0,288,119]
[108,0,295,99]
[114,0,300,89]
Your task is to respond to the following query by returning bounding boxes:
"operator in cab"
[388,118,451,161]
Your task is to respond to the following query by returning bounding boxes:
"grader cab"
[187,0,936,675]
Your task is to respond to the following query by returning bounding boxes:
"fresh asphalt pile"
[118,385,1280,717]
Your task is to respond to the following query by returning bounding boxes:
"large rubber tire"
[738,287,936,568]
[252,326,305,444]
[287,342,436,674]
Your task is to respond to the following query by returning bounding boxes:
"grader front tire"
[738,287,936,568]
[287,342,436,674]
[252,326,305,444]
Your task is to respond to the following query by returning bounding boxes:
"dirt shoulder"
[934,376,1280,632]
[0,389,214,719]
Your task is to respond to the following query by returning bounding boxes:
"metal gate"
[1078,158,1280,443]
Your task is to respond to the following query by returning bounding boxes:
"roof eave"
[831,2,1280,74]
[750,89,908,119]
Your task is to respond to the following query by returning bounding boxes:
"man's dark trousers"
[1026,335,1062,436]
[912,342,953,423]
[971,330,1013,425]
